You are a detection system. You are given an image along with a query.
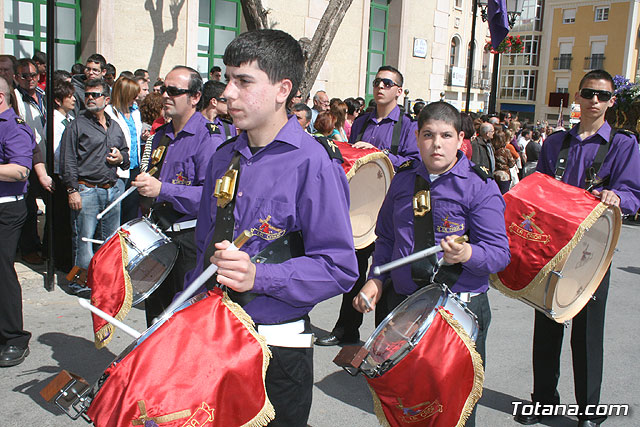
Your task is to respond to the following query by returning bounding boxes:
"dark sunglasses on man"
[579,88,612,102]
[85,92,105,99]
[372,77,399,89]
[159,85,193,97]
[18,72,39,80]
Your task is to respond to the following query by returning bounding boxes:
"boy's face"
[373,70,402,107]
[416,119,463,175]
[223,61,292,133]
[576,78,615,122]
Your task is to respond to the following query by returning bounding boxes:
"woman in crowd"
[524,130,542,177]
[459,112,474,160]
[344,97,360,140]
[492,129,516,194]
[313,111,337,138]
[330,101,348,142]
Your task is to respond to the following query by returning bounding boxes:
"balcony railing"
[584,54,605,70]
[444,66,491,90]
[553,55,573,70]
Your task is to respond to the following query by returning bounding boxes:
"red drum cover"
[366,308,483,427]
[86,288,274,427]
[491,172,608,294]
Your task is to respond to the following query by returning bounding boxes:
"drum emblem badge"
[509,211,551,244]
[171,172,192,185]
[131,399,214,426]
[395,397,443,423]
[436,216,464,233]
[251,215,286,240]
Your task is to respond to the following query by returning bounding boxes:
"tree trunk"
[240,0,269,31]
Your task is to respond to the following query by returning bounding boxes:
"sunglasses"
[19,72,39,80]
[160,85,193,97]
[215,97,227,103]
[85,92,105,99]
[579,88,612,102]
[373,77,399,89]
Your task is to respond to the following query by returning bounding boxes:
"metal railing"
[444,66,491,90]
[584,55,605,70]
[553,55,573,70]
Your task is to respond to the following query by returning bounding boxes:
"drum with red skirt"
[490,172,621,322]
[333,140,394,249]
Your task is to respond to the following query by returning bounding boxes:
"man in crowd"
[308,89,329,133]
[200,80,237,141]
[134,69,151,84]
[104,63,117,89]
[186,29,358,426]
[515,69,640,427]
[32,51,47,90]
[132,66,223,326]
[291,102,312,130]
[60,78,129,288]
[209,65,222,82]
[72,54,108,113]
[135,75,150,105]
[471,122,496,175]
[316,65,420,346]
[0,76,35,367]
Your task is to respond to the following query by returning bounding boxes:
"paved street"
[1,219,638,426]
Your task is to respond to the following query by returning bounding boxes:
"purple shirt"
[536,122,640,214]
[0,108,35,196]
[368,153,510,295]
[213,116,237,141]
[186,116,359,324]
[153,112,223,221]
[348,105,420,169]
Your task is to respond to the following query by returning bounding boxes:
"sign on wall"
[413,38,427,58]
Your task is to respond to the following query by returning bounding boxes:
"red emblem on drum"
[509,211,551,244]
[396,397,443,423]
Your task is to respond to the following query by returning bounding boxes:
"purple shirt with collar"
[186,116,359,324]
[0,108,35,197]
[348,105,420,169]
[536,121,640,214]
[368,153,510,295]
[152,111,223,221]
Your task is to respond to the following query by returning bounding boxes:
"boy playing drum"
[354,101,510,426]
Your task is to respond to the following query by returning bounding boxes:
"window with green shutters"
[365,0,389,104]
[197,0,241,78]
[4,0,81,70]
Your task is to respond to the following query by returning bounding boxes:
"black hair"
[460,112,475,139]
[579,69,614,91]
[85,78,108,95]
[223,29,304,106]
[53,69,72,83]
[86,54,107,71]
[105,63,116,77]
[344,97,359,115]
[210,65,222,74]
[32,50,47,64]
[171,65,203,95]
[355,97,365,109]
[71,63,85,75]
[119,71,134,79]
[201,80,227,108]
[521,128,531,137]
[413,101,426,118]
[377,65,404,87]
[291,103,312,121]
[134,69,149,78]
[417,101,462,133]
[532,130,541,141]
[15,58,37,74]
[52,80,74,102]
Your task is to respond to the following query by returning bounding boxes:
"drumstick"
[372,235,469,276]
[96,167,158,220]
[82,237,104,245]
[153,230,253,324]
[359,292,373,310]
[78,298,141,339]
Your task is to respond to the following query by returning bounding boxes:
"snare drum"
[333,140,394,249]
[490,173,621,322]
[118,216,178,305]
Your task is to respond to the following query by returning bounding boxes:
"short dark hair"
[53,69,72,83]
[532,130,541,141]
[418,101,462,133]
[86,54,107,71]
[32,51,47,65]
[105,63,116,77]
[201,80,227,108]
[579,69,614,91]
[52,80,74,103]
[85,78,108,95]
[460,112,475,139]
[223,29,304,106]
[521,128,531,137]
[171,65,203,95]
[291,103,312,122]
[344,97,359,115]
[134,69,148,77]
[119,71,134,79]
[71,63,85,75]
[210,65,222,74]
[413,101,426,118]
[377,65,404,87]
[15,58,37,73]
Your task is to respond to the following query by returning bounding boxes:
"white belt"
[0,194,24,204]
[457,292,481,303]
[166,219,197,232]
[257,319,314,348]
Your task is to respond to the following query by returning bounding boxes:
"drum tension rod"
[551,270,564,278]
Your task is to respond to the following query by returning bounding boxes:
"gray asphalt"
[1,219,639,426]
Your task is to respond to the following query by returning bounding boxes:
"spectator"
[459,112,474,160]
[491,130,516,194]
[70,63,85,77]
[32,51,47,91]
[134,75,150,104]
[312,111,336,138]
[209,65,222,81]
[152,79,164,94]
[412,100,425,121]
[523,130,542,177]
[308,90,329,132]
[139,92,165,135]
[330,101,348,142]
[287,89,303,112]
[119,71,134,79]
[134,68,150,83]
[291,103,312,130]
[104,63,117,89]
[343,97,359,139]
[471,122,495,175]
[53,69,72,83]
[71,53,107,113]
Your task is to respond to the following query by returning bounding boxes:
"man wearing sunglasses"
[514,70,640,427]
[71,53,108,114]
[132,66,223,327]
[200,80,237,141]
[316,65,419,348]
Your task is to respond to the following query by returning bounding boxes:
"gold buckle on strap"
[214,168,238,208]
[413,190,431,217]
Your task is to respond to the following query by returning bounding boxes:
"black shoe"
[514,413,542,425]
[577,421,600,427]
[0,345,30,367]
[315,335,341,346]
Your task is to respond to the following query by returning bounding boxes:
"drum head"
[549,207,620,322]
[128,242,179,305]
[349,158,393,249]
[362,285,444,375]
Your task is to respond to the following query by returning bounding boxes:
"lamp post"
[478,0,524,114]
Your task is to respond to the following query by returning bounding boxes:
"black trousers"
[330,243,375,341]
[18,172,43,255]
[265,318,314,427]
[0,198,31,348]
[532,268,610,423]
[144,228,197,327]
[42,174,72,272]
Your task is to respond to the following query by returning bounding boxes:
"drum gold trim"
[214,169,238,208]
[344,151,392,181]
[413,190,431,216]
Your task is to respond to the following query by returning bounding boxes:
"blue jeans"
[71,182,123,269]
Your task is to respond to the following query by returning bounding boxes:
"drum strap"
[411,174,463,288]
[554,130,616,189]
[140,132,174,215]
[203,151,305,306]
[356,111,404,155]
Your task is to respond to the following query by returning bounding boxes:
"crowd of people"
[0,29,639,427]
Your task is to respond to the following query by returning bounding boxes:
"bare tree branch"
[240,0,269,31]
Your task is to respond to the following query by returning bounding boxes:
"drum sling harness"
[554,130,619,190]
[411,174,463,288]
[356,110,405,155]
[203,149,305,307]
